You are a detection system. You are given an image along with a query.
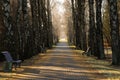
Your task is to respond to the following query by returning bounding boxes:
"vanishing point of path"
[0,42,120,80]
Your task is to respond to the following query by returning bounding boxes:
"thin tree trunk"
[15,0,23,59]
[71,0,76,45]
[22,0,31,58]
[81,0,87,51]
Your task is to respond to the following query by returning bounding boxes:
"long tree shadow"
[0,42,120,80]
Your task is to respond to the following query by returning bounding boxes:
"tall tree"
[71,0,87,50]
[30,0,39,54]
[15,0,23,59]
[3,0,13,51]
[108,0,120,65]
[0,0,6,61]
[80,0,87,50]
[96,0,106,59]
[88,0,96,55]
[47,0,53,48]
[74,0,82,49]
[22,0,32,58]
[71,0,76,45]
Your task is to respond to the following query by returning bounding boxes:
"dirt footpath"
[0,42,120,80]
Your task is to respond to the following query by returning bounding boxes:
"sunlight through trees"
[0,0,120,66]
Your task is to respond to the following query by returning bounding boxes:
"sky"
[57,0,65,4]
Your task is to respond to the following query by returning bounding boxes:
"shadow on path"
[0,42,120,80]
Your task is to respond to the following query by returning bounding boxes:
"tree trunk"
[3,0,13,51]
[108,0,120,65]
[96,0,106,59]
[88,0,96,55]
[71,0,76,45]
[81,0,87,51]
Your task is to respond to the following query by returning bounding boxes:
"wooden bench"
[2,51,22,70]
[82,47,90,55]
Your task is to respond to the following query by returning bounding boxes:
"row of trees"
[70,0,120,65]
[0,0,54,61]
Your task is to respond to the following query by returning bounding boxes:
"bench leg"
[18,63,21,68]
[13,63,17,70]
[3,62,13,72]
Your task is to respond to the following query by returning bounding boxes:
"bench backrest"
[2,51,13,62]
[86,47,90,53]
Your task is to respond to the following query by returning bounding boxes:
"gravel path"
[0,42,120,80]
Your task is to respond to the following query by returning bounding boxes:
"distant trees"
[64,0,74,45]
[71,0,86,50]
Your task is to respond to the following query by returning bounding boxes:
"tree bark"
[108,0,120,65]
[96,0,106,59]
[88,0,96,55]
